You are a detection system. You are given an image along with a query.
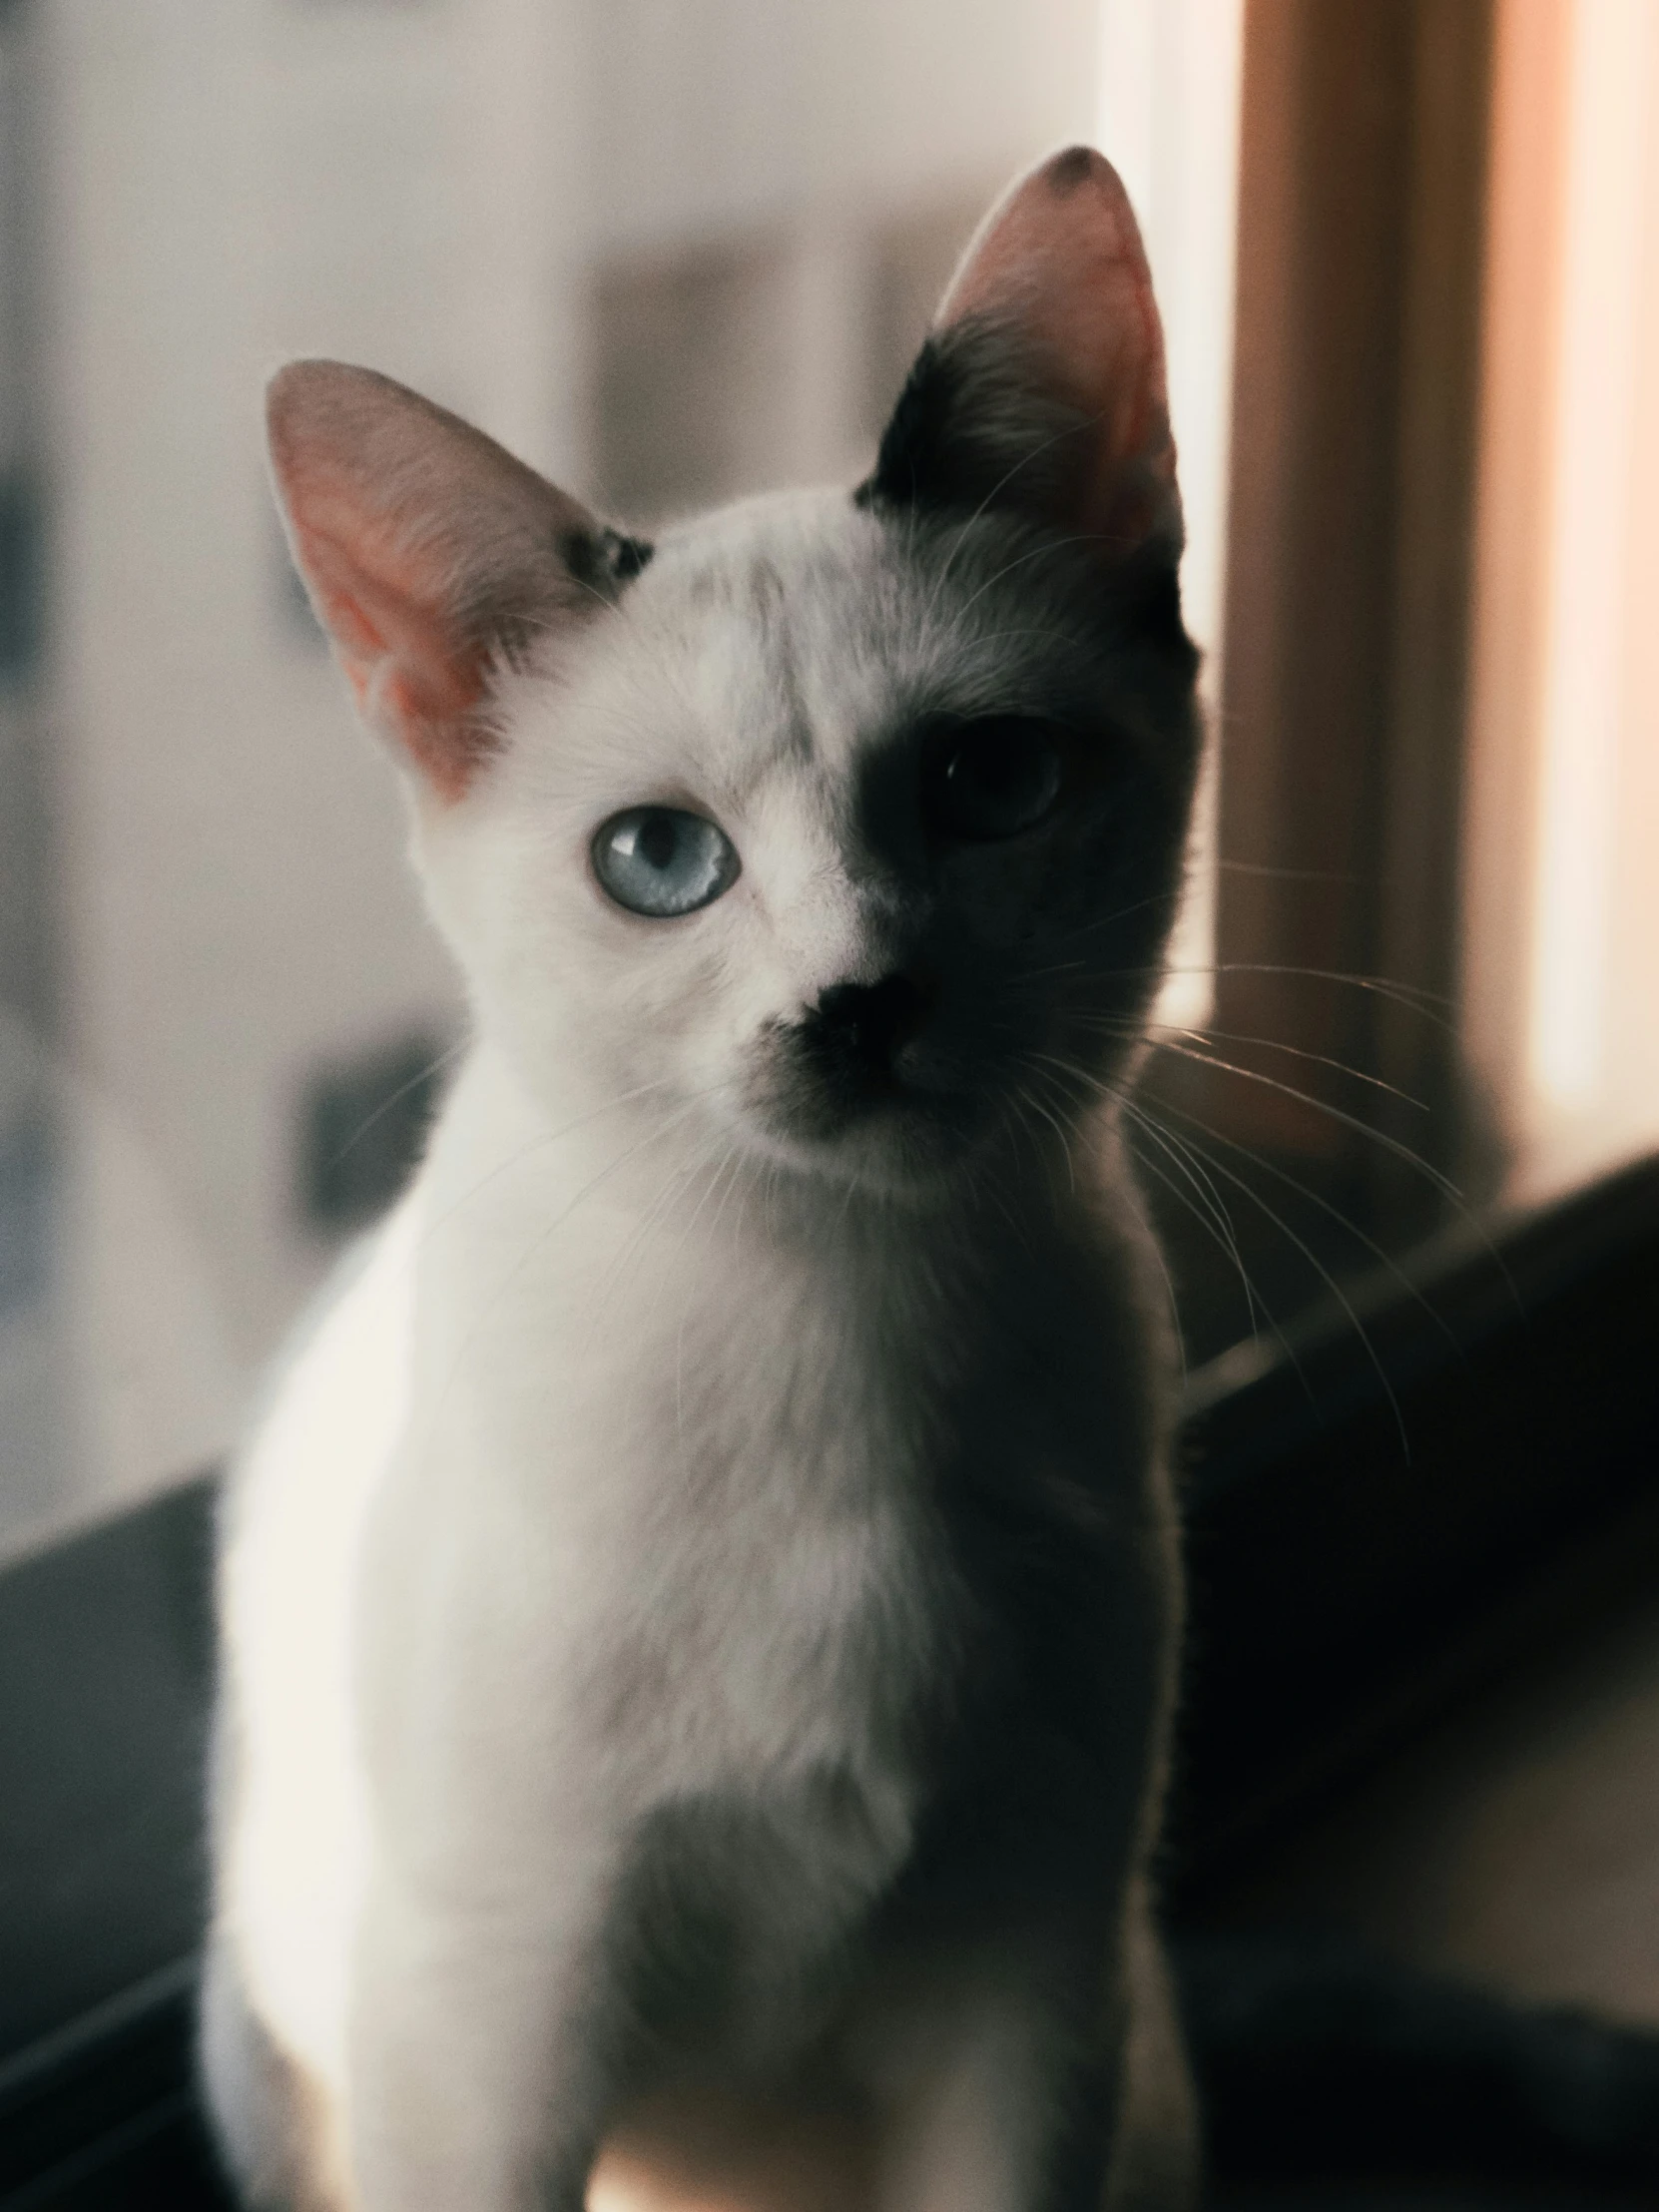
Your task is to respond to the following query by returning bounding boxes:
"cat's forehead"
[636,490,930,773]
[588,489,1083,797]
[513,485,1126,834]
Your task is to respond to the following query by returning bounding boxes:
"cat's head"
[268,148,1200,1200]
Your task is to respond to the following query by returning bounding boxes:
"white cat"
[202,148,1204,2212]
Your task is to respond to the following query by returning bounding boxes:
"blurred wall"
[14,0,1101,1544]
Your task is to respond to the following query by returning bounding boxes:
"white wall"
[591,0,1099,258]
[37,0,584,1528]
[24,0,1112,1543]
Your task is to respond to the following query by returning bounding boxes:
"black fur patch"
[857,317,1187,615]
[853,332,954,512]
[607,530,654,582]
[793,975,934,1118]
[855,320,1082,528]
[561,526,655,596]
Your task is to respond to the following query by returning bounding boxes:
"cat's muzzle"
[753,970,975,1152]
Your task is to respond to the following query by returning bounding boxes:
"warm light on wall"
[1526,0,1652,1111]
[1097,0,1245,1029]
[1466,0,1659,1196]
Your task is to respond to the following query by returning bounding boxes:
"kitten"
[202,147,1204,2212]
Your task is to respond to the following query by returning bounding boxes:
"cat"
[200,146,1204,2212]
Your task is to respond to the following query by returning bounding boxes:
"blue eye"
[591,806,741,918]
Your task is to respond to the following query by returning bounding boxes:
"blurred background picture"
[0,0,1655,1567]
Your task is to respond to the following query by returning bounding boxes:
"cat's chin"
[736,1098,996,1206]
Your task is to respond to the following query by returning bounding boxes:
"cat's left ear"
[861,147,1181,564]
[268,361,649,803]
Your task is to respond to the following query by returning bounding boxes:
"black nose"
[806,973,932,1087]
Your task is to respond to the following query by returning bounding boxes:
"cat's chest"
[593,1276,951,1746]
[390,1217,959,1773]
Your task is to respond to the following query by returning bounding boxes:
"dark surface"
[1178,1933,1659,2197]
[0,1157,1657,2206]
[1173,1151,1659,1884]
[0,1963,226,2210]
[0,1480,215,2058]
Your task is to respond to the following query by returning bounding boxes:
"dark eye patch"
[921,718,1064,843]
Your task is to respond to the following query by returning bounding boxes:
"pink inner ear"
[940,148,1179,551]
[281,474,496,807]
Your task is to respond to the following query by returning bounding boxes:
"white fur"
[210,482,1195,2211]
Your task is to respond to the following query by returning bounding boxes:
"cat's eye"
[926,719,1063,842]
[591,806,741,917]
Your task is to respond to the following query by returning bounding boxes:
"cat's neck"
[421,1032,1104,1294]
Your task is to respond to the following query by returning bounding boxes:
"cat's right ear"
[859,147,1181,567]
[267,362,649,804]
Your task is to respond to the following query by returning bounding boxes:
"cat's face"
[267,147,1200,1199]
[434,490,1196,1194]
